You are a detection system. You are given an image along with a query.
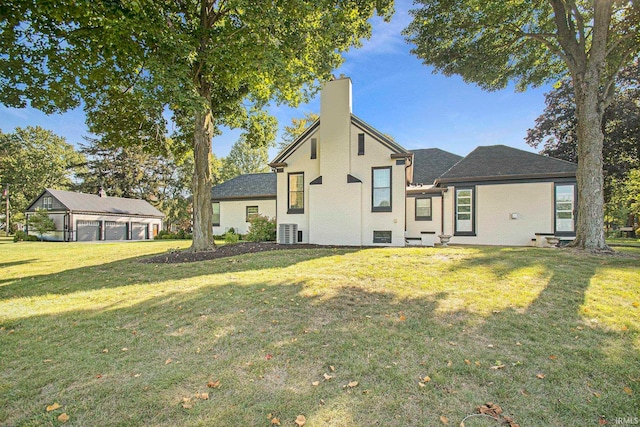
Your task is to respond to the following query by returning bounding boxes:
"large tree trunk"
[571,75,610,251]
[191,106,215,252]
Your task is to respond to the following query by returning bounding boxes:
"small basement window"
[373,230,392,244]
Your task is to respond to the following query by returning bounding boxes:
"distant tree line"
[0,125,275,233]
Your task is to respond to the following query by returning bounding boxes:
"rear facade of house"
[211,77,578,247]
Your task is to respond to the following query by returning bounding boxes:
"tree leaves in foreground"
[404,0,640,250]
[1,0,394,251]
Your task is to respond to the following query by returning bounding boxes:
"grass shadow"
[0,246,638,426]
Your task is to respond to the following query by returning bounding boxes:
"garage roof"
[27,188,165,218]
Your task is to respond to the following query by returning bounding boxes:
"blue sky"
[0,0,551,159]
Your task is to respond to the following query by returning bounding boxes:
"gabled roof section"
[351,114,410,155]
[269,114,410,165]
[27,188,165,217]
[270,119,320,165]
[410,148,463,185]
[211,173,276,200]
[436,145,577,184]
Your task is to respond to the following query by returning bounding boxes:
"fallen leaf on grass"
[57,413,69,423]
[198,392,209,400]
[165,358,172,365]
[46,403,61,412]
[182,398,192,409]
[295,414,306,426]
[422,376,431,383]
[329,365,335,372]
[266,354,273,360]
[271,417,281,425]
[311,381,320,386]
[536,373,546,379]
[440,415,449,424]
[632,302,639,308]
[490,364,505,370]
[599,417,608,425]
[323,373,333,380]
[207,379,221,388]
[347,381,358,388]
[464,359,471,365]
[623,386,633,395]
[549,355,557,360]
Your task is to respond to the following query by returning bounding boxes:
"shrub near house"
[245,215,276,242]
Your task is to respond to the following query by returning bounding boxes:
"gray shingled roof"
[410,148,463,185]
[437,145,577,183]
[30,188,165,217]
[211,173,276,200]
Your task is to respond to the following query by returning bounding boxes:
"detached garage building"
[25,188,164,242]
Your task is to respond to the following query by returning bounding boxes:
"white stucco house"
[26,188,164,242]
[211,76,578,247]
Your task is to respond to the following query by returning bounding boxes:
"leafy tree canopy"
[1,0,393,250]
[0,126,85,224]
[404,0,640,250]
[527,60,640,201]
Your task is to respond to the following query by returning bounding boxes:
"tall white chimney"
[319,76,352,182]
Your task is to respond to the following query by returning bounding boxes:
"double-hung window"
[372,167,392,212]
[288,172,304,213]
[415,197,432,221]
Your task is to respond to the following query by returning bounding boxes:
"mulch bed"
[141,242,335,264]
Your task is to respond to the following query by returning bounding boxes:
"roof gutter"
[435,171,576,186]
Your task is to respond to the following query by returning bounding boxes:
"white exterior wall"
[350,126,405,246]
[275,128,320,243]
[275,77,406,247]
[442,182,555,246]
[405,194,443,238]
[213,199,276,235]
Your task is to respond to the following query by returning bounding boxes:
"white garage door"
[77,221,100,241]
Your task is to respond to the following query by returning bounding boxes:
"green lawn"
[1,239,638,426]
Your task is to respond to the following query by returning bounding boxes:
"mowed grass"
[1,239,638,426]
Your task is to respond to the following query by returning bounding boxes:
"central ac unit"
[278,223,298,244]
